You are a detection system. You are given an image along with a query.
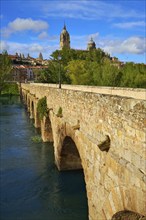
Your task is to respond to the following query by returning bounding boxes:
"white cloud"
[38,31,49,39]
[2,18,49,37]
[29,44,44,53]
[0,40,58,58]
[102,37,146,55]
[0,41,10,52]
[48,35,58,41]
[70,33,146,56]
[113,21,145,29]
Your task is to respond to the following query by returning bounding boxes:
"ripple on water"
[0,96,88,220]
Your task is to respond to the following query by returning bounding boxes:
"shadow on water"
[0,95,88,220]
[0,95,20,105]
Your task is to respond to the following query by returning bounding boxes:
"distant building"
[8,52,47,66]
[6,51,50,82]
[60,24,97,51]
[60,24,70,49]
[87,37,96,50]
[59,24,124,65]
[12,65,48,82]
[38,52,43,61]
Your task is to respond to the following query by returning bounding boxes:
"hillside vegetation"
[36,48,146,88]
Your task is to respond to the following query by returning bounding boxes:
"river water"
[0,96,88,220]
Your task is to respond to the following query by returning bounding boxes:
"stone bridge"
[20,83,146,220]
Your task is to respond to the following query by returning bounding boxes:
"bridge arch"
[102,185,146,219]
[54,126,89,217]
[59,136,82,171]
[111,210,145,220]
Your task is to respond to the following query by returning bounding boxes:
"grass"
[31,135,42,143]
[1,83,19,95]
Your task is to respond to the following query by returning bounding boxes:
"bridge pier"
[33,101,41,128]
[30,100,34,119]
[26,94,30,113]
[41,116,53,142]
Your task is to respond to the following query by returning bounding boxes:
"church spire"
[60,23,70,50]
[63,22,66,30]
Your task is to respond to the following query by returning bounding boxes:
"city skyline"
[0,0,146,63]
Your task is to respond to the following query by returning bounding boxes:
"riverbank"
[1,83,19,96]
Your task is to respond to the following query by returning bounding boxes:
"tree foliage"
[37,96,48,120]
[1,83,19,95]
[37,48,146,88]
[36,60,70,84]
[66,58,146,88]
[120,62,146,88]
[0,51,13,94]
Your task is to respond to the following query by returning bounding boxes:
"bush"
[31,135,42,143]
[1,83,19,95]
[37,96,48,120]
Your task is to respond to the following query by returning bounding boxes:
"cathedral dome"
[87,37,96,50]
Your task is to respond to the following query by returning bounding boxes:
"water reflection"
[0,96,88,220]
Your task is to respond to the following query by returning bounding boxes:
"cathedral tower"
[60,24,70,50]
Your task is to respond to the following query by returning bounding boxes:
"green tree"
[33,68,42,82]
[99,59,122,86]
[120,62,146,88]
[37,60,70,84]
[37,61,58,83]
[39,48,146,88]
[66,60,94,85]
[134,64,146,88]
[86,48,108,63]
[92,59,118,86]
[0,51,12,94]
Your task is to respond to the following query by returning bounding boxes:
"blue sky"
[0,0,146,63]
